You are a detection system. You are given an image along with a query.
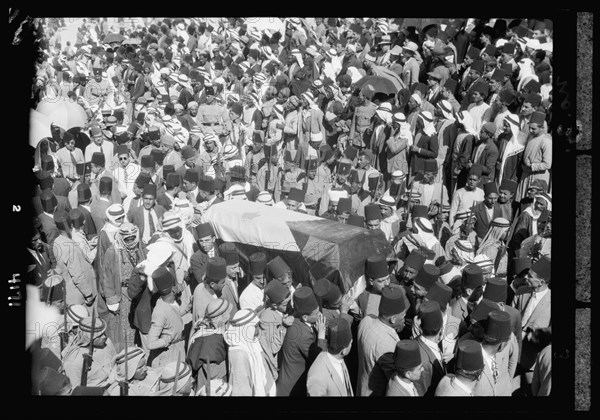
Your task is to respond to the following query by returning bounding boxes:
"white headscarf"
[516,58,538,91]
[291,49,304,70]
[452,239,476,265]
[413,217,440,251]
[224,309,268,396]
[477,217,510,261]
[455,109,478,137]
[497,113,525,186]
[419,111,437,137]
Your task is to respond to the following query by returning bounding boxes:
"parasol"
[36,98,88,131]
[29,109,53,148]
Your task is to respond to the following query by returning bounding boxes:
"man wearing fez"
[277,287,327,397]
[195,176,223,220]
[85,124,114,167]
[298,158,326,216]
[274,149,305,203]
[466,79,491,134]
[470,122,499,179]
[517,111,552,201]
[307,317,354,397]
[483,277,523,360]
[113,144,141,202]
[449,164,485,234]
[239,252,267,312]
[335,197,352,224]
[244,130,265,184]
[138,127,163,160]
[283,187,306,213]
[181,168,201,205]
[412,300,447,396]
[350,170,374,217]
[386,340,425,396]
[192,256,228,324]
[62,316,116,388]
[68,163,91,209]
[156,173,181,212]
[357,286,409,396]
[410,159,450,220]
[176,145,202,182]
[189,222,216,294]
[318,157,352,215]
[128,183,166,247]
[450,263,485,336]
[126,173,151,218]
[267,256,297,305]
[471,181,504,244]
[497,178,519,222]
[74,182,97,239]
[408,264,440,318]
[89,151,121,205]
[196,84,232,138]
[461,309,515,396]
[511,256,551,394]
[254,144,279,195]
[435,339,484,396]
[217,242,243,319]
[364,202,385,237]
[90,177,114,231]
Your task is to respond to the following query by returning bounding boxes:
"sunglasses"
[119,157,129,161]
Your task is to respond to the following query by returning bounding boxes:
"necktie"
[521,292,537,326]
[342,363,353,397]
[491,356,499,384]
[69,151,78,175]
[148,210,156,236]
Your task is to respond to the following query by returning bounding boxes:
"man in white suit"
[307,318,354,396]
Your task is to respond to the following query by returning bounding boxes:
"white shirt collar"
[481,346,495,371]
[394,375,417,396]
[43,211,54,219]
[452,375,473,395]
[533,288,549,300]
[325,351,344,367]
[420,335,442,361]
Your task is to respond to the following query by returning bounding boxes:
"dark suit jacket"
[276,318,326,397]
[511,287,551,370]
[127,265,159,335]
[471,138,499,184]
[410,132,439,175]
[189,250,210,296]
[471,202,504,240]
[415,338,447,397]
[128,204,166,240]
[77,205,97,238]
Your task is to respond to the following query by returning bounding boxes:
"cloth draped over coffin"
[204,200,391,294]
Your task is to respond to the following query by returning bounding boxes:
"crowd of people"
[29,17,552,397]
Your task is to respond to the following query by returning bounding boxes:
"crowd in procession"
[28,16,552,397]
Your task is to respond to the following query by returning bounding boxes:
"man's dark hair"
[533,50,546,62]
